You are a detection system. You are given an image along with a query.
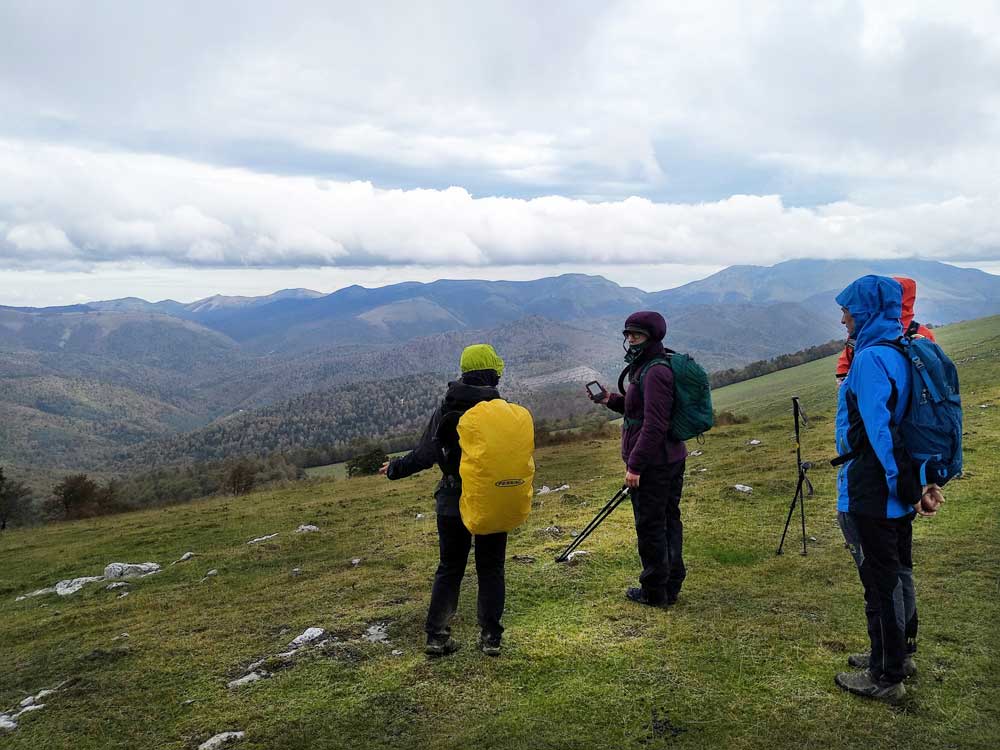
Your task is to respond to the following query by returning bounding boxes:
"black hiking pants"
[839,511,916,684]
[425,514,507,639]
[630,460,686,603]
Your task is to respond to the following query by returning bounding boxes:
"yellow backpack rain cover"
[457,399,535,535]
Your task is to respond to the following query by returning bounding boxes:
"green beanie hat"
[460,343,505,377]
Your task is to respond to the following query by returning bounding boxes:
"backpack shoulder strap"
[637,356,672,393]
[871,338,907,355]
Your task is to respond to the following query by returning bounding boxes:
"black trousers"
[630,460,686,602]
[425,514,507,639]
[841,512,916,684]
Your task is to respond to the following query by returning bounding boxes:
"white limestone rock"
[247,533,279,545]
[104,562,160,579]
[295,525,320,534]
[227,671,268,689]
[288,627,326,649]
[734,484,754,494]
[363,623,390,643]
[198,732,245,750]
[171,552,195,564]
[55,576,105,596]
[15,587,56,602]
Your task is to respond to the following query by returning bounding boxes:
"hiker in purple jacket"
[590,311,688,606]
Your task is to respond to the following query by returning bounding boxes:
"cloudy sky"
[2,0,999,306]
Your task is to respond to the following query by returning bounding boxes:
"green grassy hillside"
[1,317,997,750]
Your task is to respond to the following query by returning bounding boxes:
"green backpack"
[619,350,714,441]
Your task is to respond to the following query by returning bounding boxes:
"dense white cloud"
[1,140,998,273]
[1,0,999,295]
[3,1,1000,200]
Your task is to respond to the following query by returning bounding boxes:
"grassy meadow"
[1,316,997,749]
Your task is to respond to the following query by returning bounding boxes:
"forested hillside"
[3,263,997,482]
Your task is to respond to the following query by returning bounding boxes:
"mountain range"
[2,258,997,480]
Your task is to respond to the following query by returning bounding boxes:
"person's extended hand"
[625,469,640,489]
[378,461,390,477]
[585,384,610,405]
[915,484,943,517]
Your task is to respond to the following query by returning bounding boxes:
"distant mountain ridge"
[650,258,1000,324]
[2,259,997,477]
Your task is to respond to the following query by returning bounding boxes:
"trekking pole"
[777,397,813,556]
[555,485,630,562]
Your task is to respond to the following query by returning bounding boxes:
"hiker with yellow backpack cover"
[381,344,534,657]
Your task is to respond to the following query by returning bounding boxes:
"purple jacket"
[607,340,688,472]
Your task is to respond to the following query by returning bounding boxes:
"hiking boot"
[625,587,668,608]
[479,633,502,657]
[425,636,460,656]
[835,670,906,702]
[847,653,917,678]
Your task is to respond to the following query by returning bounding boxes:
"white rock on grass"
[287,627,326,649]
[351,558,362,567]
[227,671,268,690]
[689,450,704,456]
[565,550,590,563]
[1,683,65,733]
[295,525,320,534]
[15,587,56,602]
[734,484,754,494]
[171,552,195,565]
[536,484,570,495]
[104,562,160,579]
[55,576,106,596]
[198,732,245,750]
[199,569,219,583]
[748,439,762,446]
[362,623,390,644]
[106,582,130,591]
[247,533,279,545]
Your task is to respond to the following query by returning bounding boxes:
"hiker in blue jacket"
[832,275,943,702]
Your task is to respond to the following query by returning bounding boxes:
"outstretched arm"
[385,409,440,480]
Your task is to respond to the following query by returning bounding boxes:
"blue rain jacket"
[834,275,920,518]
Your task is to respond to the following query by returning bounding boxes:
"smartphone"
[586,381,605,399]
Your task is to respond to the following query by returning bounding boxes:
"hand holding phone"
[586,380,608,403]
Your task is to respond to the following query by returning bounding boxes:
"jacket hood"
[835,275,903,353]
[624,311,667,342]
[444,380,500,409]
[893,276,917,329]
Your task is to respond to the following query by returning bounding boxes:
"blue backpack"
[875,336,963,486]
